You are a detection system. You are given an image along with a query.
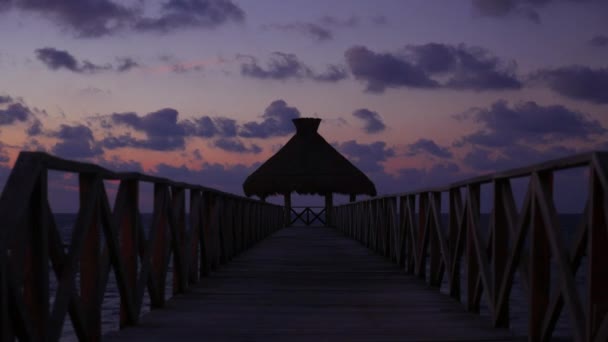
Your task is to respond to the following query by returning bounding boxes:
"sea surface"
[50,213,584,340]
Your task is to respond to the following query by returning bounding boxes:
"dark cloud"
[472,0,544,23]
[471,0,602,23]
[0,0,137,37]
[345,43,521,93]
[239,100,301,138]
[27,119,43,136]
[589,35,608,47]
[35,47,136,74]
[184,116,238,138]
[212,138,262,154]
[106,108,187,150]
[352,108,386,134]
[115,57,139,72]
[51,124,103,159]
[1,0,244,37]
[406,139,453,159]
[531,65,608,104]
[345,45,438,93]
[407,43,521,91]
[310,65,348,82]
[0,95,12,104]
[456,100,605,148]
[239,52,348,82]
[334,140,395,173]
[134,0,244,33]
[263,22,332,42]
[0,102,33,125]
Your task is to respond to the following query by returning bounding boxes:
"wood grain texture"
[105,226,520,342]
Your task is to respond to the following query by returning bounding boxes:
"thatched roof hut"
[243,118,377,199]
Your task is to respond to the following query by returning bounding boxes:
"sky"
[0,0,607,210]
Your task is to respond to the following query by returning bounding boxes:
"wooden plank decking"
[104,226,520,341]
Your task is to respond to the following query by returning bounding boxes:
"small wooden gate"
[290,206,326,226]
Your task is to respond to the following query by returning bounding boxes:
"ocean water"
[49,213,585,340]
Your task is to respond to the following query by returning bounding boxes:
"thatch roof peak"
[293,117,321,135]
[243,117,377,198]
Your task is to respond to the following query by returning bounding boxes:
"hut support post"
[349,194,356,202]
[325,193,333,227]
[284,193,291,227]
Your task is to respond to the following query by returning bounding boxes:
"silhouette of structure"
[243,118,376,225]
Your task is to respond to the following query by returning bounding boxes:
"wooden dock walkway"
[104,226,519,341]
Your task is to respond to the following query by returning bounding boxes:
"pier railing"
[333,152,608,342]
[0,152,284,342]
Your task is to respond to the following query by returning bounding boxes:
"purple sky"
[1,0,607,210]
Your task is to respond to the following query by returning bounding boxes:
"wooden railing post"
[150,183,169,308]
[466,184,480,313]
[493,180,509,328]
[23,169,49,340]
[171,186,186,294]
[118,179,138,328]
[589,157,608,340]
[529,172,551,341]
[79,173,101,342]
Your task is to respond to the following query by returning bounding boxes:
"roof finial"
[292,118,321,135]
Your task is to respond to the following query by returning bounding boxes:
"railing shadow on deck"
[333,151,608,342]
[0,152,284,342]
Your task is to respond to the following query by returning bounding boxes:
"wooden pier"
[104,226,517,341]
[2,151,608,341]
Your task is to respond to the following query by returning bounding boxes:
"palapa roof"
[243,118,377,198]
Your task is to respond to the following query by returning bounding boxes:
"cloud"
[589,35,608,47]
[134,0,244,33]
[0,0,137,37]
[115,57,139,72]
[0,102,33,125]
[184,116,238,138]
[407,43,522,91]
[456,100,605,148]
[345,45,438,93]
[239,100,301,138]
[471,0,544,23]
[531,65,608,104]
[27,119,43,136]
[406,139,453,159]
[334,140,395,173]
[51,124,103,159]
[35,47,138,74]
[0,95,12,104]
[239,52,347,82]
[105,108,188,150]
[345,43,521,93]
[263,22,332,41]
[352,108,386,134]
[212,138,262,154]
[1,0,244,37]
[263,15,382,43]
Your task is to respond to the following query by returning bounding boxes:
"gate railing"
[333,152,608,342]
[0,152,284,342]
[290,207,326,226]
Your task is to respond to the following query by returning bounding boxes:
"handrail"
[333,151,608,342]
[0,151,284,341]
